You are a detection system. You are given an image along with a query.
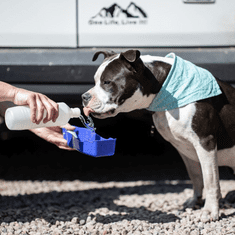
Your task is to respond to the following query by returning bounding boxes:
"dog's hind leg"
[179,152,204,209]
[223,166,235,203]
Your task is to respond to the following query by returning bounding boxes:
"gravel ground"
[1,173,235,234]
[1,118,235,235]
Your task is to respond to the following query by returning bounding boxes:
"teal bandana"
[147,53,222,112]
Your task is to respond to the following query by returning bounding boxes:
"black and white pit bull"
[82,50,235,222]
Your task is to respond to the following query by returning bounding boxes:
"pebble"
[86,216,92,223]
[71,217,79,224]
[80,220,86,225]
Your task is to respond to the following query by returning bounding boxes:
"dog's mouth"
[83,107,94,117]
[92,109,116,117]
[83,106,116,117]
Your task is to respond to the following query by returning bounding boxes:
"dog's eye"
[104,81,111,85]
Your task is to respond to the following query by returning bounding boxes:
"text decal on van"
[88,2,148,25]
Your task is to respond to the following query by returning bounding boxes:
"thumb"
[61,123,76,131]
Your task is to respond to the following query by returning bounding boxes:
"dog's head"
[82,50,157,119]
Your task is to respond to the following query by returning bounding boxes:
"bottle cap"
[5,109,14,130]
[70,108,81,118]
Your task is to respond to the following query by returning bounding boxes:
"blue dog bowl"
[62,126,116,157]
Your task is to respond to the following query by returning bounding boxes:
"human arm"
[0,81,59,124]
[0,82,76,150]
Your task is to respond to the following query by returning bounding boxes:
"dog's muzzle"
[82,92,92,106]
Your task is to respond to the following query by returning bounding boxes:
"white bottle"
[5,102,81,130]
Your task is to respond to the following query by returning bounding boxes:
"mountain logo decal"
[89,2,148,25]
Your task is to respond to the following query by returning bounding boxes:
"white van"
[0,0,234,105]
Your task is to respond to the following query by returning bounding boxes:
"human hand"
[30,123,76,150]
[12,88,59,125]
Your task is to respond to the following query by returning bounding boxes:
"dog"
[82,49,235,222]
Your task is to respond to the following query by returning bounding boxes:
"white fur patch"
[153,103,200,161]
[94,54,120,83]
[140,55,174,65]
[116,88,155,113]
[94,80,110,104]
[87,79,118,114]
[86,54,120,114]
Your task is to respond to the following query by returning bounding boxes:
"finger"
[38,96,55,124]
[47,126,62,133]
[27,94,37,123]
[59,139,76,150]
[50,100,59,122]
[45,100,58,123]
[59,145,76,151]
[35,96,45,124]
[61,123,76,131]
[44,98,59,123]
[51,137,75,151]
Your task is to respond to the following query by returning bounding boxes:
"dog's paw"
[183,196,204,209]
[200,209,219,223]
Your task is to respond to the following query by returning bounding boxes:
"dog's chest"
[151,103,235,167]
[152,103,199,161]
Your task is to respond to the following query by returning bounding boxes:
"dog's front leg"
[179,152,204,209]
[194,141,221,222]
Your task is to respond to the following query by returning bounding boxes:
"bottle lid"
[5,109,14,130]
[71,108,81,118]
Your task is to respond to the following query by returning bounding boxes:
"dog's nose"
[82,92,92,105]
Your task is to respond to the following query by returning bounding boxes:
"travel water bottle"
[5,102,81,130]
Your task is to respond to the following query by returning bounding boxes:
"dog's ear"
[92,51,116,62]
[120,50,141,63]
[120,50,142,73]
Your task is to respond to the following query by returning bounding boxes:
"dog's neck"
[141,55,172,86]
[136,56,172,109]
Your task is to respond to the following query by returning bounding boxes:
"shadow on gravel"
[0,182,184,224]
